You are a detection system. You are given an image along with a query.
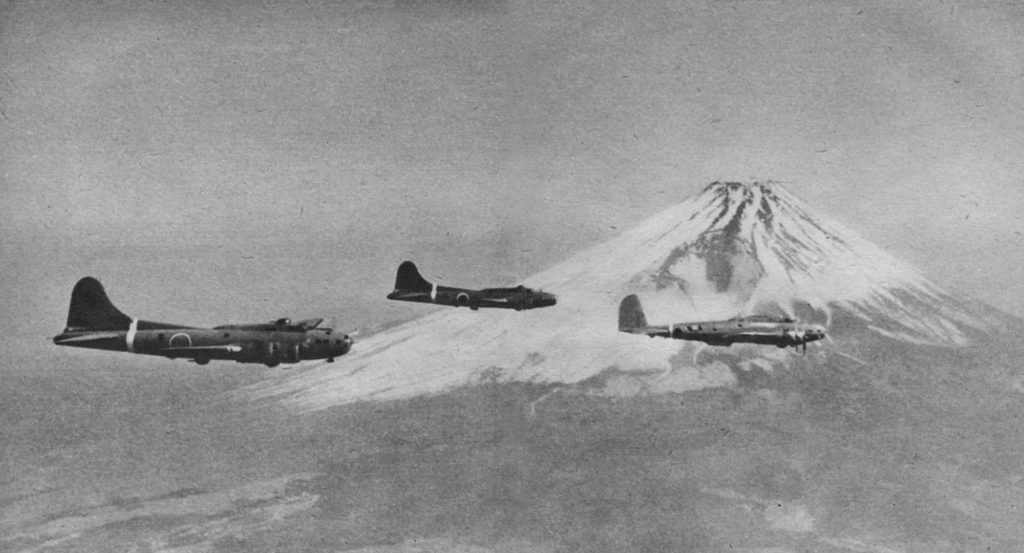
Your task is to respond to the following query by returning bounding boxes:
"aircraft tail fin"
[618,294,648,333]
[65,277,133,332]
[393,261,432,292]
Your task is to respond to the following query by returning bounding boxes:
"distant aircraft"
[53,277,354,367]
[386,261,557,311]
[618,294,826,352]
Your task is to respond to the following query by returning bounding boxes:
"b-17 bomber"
[618,294,826,352]
[386,261,557,311]
[53,277,353,367]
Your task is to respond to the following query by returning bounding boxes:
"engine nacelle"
[262,341,282,367]
[784,329,806,345]
[514,297,534,311]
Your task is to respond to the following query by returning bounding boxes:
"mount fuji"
[248,181,994,410]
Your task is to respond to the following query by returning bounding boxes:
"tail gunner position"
[53,277,353,367]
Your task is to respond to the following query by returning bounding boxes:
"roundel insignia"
[169,333,192,348]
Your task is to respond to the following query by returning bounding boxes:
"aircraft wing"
[158,345,243,354]
[622,326,670,337]
[480,286,529,295]
[732,330,788,337]
[481,296,512,303]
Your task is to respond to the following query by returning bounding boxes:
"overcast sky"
[2,0,1023,352]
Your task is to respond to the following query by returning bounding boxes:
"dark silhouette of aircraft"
[53,277,353,367]
[618,294,826,352]
[386,261,557,311]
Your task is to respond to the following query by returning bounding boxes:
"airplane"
[617,294,826,352]
[386,261,557,311]
[53,277,354,367]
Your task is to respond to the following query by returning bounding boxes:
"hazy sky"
[2,0,1023,353]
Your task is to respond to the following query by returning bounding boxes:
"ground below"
[3,335,1023,552]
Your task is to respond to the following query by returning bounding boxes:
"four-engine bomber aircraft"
[618,294,826,352]
[55,271,831,365]
[387,261,557,311]
[53,277,353,367]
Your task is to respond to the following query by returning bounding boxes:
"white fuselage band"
[430,283,437,302]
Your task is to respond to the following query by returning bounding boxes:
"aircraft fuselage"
[54,322,353,366]
[53,277,353,367]
[633,319,826,348]
[618,294,826,351]
[387,284,556,311]
[386,261,556,311]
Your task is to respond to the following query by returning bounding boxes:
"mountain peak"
[630,181,983,346]
[702,179,777,194]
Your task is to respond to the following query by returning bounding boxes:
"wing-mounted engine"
[778,328,812,352]
[284,343,301,364]
[258,341,282,367]
[511,293,535,311]
[247,340,303,367]
[266,341,281,366]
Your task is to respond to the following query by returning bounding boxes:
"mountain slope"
[248,181,991,410]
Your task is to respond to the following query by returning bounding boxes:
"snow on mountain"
[247,181,990,410]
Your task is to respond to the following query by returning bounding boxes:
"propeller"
[690,342,707,369]
[823,334,870,366]
[322,317,363,342]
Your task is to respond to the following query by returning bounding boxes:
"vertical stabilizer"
[393,261,433,292]
[618,294,648,332]
[65,277,132,331]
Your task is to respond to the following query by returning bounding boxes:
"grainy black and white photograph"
[3,1,1024,551]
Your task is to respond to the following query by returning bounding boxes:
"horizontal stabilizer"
[53,332,123,344]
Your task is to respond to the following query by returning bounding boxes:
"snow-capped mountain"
[248,181,991,410]
[625,182,986,344]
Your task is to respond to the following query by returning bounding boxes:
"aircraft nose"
[341,334,354,354]
[542,292,557,306]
